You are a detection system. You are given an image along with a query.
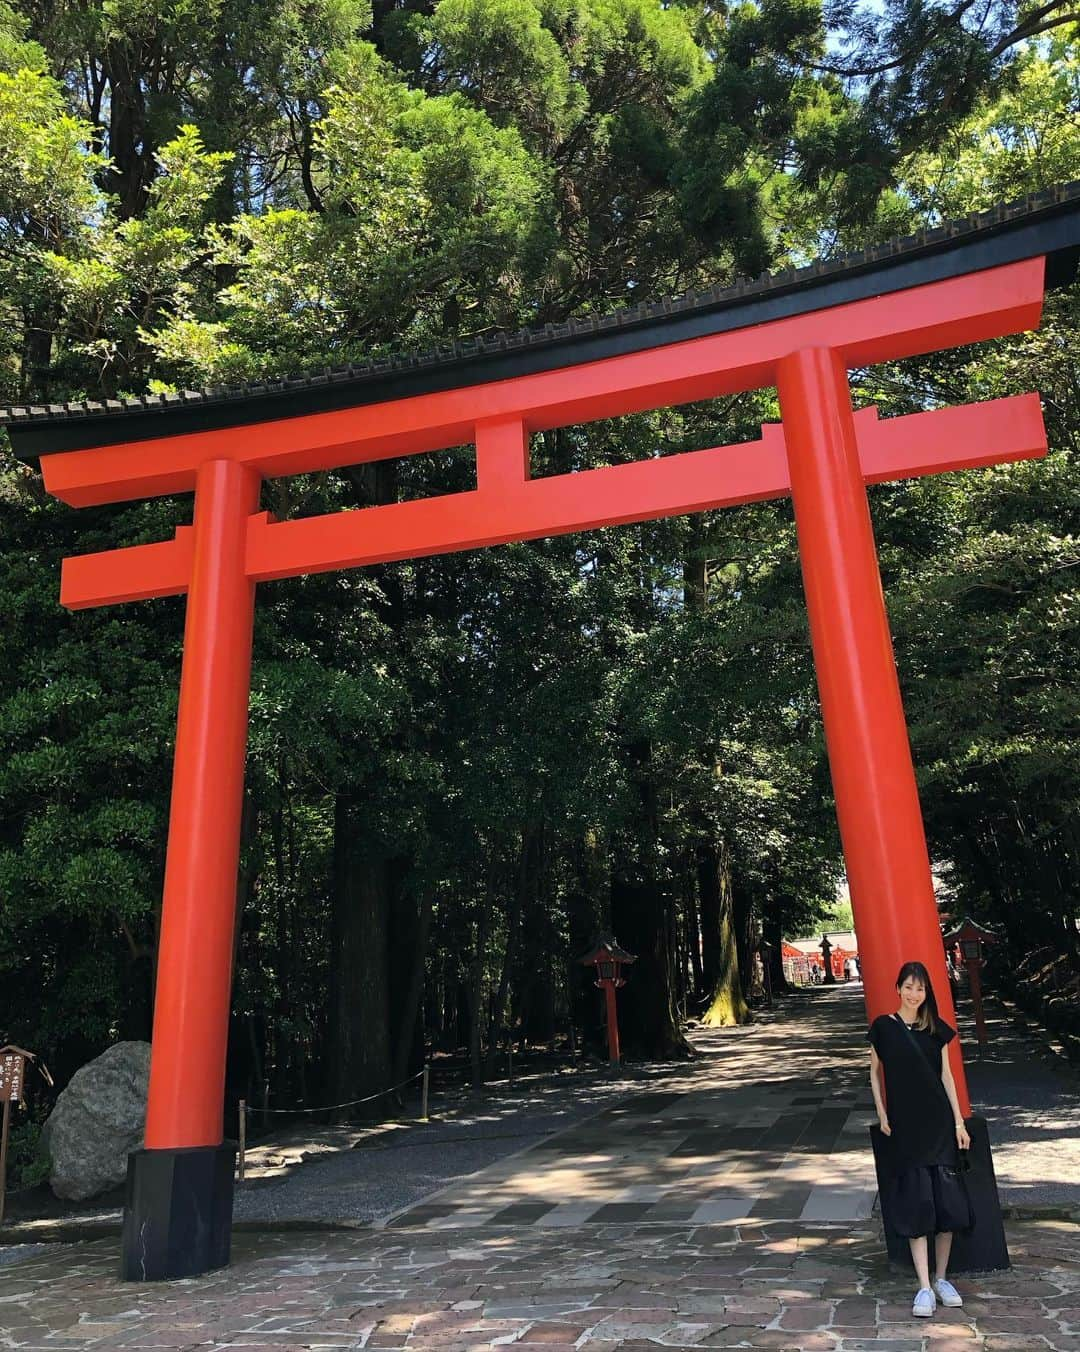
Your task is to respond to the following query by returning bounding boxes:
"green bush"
[4,1103,51,1191]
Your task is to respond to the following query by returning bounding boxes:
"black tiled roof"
[4,181,1079,461]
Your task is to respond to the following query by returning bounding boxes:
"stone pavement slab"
[1,1216,1078,1350]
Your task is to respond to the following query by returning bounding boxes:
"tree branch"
[810,0,986,78]
[989,8,1080,53]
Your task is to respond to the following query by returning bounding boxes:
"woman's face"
[898,975,926,1013]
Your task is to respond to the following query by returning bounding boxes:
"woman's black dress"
[868,1012,972,1238]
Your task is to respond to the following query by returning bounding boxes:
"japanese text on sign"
[0,1054,25,1103]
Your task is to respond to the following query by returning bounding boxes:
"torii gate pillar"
[779,347,1010,1272]
[778,348,963,1092]
[120,459,260,1281]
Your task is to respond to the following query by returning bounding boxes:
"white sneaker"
[912,1287,936,1317]
[933,1277,963,1307]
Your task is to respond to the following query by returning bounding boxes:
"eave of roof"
[4,181,1079,463]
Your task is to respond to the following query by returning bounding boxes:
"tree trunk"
[610,872,692,1058]
[698,839,750,1026]
[566,832,606,1055]
[20,300,56,402]
[104,39,155,219]
[454,976,470,1052]
[764,911,791,994]
[733,872,755,996]
[611,737,691,1058]
[468,897,490,1086]
[392,887,434,1087]
[697,837,721,996]
[327,793,393,1113]
[681,534,745,1023]
[270,792,292,1100]
[684,855,705,998]
[487,820,537,1071]
[683,532,708,613]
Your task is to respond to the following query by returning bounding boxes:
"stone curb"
[4,1203,1079,1248]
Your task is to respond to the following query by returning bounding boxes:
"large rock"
[42,1041,151,1200]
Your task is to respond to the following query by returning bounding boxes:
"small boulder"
[42,1041,151,1200]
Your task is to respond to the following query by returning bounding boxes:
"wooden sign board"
[0,1052,25,1103]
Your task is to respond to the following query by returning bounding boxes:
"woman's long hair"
[896,960,939,1033]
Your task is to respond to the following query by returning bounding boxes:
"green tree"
[2,0,1076,1119]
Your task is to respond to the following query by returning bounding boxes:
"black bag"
[937,1152,975,1234]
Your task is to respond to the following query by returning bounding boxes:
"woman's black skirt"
[884,1162,973,1238]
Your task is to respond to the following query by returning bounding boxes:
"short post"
[238,1100,246,1181]
[420,1065,429,1122]
[0,1097,10,1229]
[603,981,621,1065]
[0,1048,28,1230]
[507,1046,514,1088]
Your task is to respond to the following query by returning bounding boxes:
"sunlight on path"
[381,987,881,1230]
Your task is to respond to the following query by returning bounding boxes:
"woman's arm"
[869,1046,891,1134]
[941,1054,972,1150]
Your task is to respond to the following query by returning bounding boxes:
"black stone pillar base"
[120,1144,236,1281]
[870,1115,1009,1273]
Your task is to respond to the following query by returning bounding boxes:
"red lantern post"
[944,918,999,1051]
[579,935,637,1066]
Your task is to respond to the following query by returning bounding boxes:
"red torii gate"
[5,184,1078,1281]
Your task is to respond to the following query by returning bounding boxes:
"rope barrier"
[241,1068,426,1116]
[236,1066,431,1181]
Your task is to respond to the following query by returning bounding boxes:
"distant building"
[783,931,859,984]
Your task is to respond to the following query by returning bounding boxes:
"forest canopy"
[0,0,1077,1122]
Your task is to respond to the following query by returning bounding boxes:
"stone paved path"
[1,1213,1078,1349]
[230,1072,634,1227]
[965,998,1080,1211]
[2,984,1078,1350]
[374,983,1080,1231]
[380,990,879,1231]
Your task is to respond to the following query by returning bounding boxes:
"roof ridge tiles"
[2,179,1077,451]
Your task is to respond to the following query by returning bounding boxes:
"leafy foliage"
[0,0,1075,1100]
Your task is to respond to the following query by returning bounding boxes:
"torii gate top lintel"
[4,182,1078,487]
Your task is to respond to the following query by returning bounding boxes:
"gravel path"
[231,1065,645,1225]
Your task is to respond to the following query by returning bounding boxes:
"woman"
[869,961,972,1318]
